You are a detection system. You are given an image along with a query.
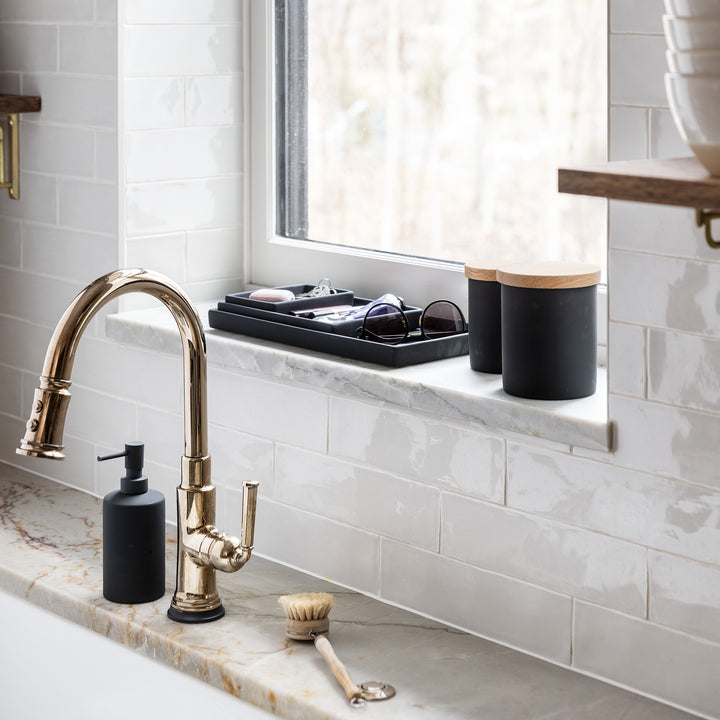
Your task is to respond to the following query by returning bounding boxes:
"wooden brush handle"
[314,635,362,702]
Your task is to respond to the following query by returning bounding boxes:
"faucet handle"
[240,480,259,551]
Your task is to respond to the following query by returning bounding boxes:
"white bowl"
[665,72,720,175]
[665,0,720,18]
[663,14,720,51]
[667,48,720,73]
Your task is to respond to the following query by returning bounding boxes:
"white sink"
[1,589,276,720]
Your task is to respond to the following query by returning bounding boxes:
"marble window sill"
[107,304,612,453]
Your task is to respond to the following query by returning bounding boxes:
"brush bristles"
[278,592,335,621]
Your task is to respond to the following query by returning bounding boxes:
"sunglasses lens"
[422,301,465,339]
[363,303,408,344]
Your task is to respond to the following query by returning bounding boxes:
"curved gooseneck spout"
[17,268,258,623]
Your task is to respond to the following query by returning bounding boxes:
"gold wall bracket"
[695,209,720,249]
[0,114,20,199]
[0,94,42,200]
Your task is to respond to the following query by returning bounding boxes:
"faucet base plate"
[167,604,225,624]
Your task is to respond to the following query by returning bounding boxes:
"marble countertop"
[0,464,697,720]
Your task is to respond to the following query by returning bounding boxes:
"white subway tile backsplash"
[610,251,720,336]
[124,78,185,131]
[125,26,242,77]
[19,124,95,179]
[573,601,720,719]
[508,442,720,566]
[380,539,572,664]
[0,320,52,372]
[609,107,647,161]
[649,329,720,413]
[0,217,22,267]
[71,337,183,413]
[125,233,186,282]
[0,172,57,225]
[328,397,505,502]
[609,322,646,397]
[0,1,94,22]
[650,552,720,644]
[186,75,243,127]
[58,178,116,235]
[126,176,243,236]
[136,405,183,468]
[61,385,136,446]
[59,25,116,76]
[610,0,665,34]
[126,126,241,182]
[609,201,712,261]
[0,365,21,417]
[181,276,241,304]
[648,330,720,413]
[1,411,97,495]
[609,35,668,107]
[611,394,720,490]
[208,369,328,452]
[0,72,20,95]
[207,422,274,496]
[649,108,690,160]
[186,227,243,282]
[95,130,117,183]
[252,497,381,595]
[95,0,117,24]
[275,445,441,550]
[22,224,116,283]
[22,73,116,128]
[126,0,242,25]
[442,492,647,616]
[0,268,79,327]
[0,24,57,73]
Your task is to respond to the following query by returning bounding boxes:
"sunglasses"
[359,300,466,345]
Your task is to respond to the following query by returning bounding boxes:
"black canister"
[498,262,601,400]
[98,442,166,604]
[465,262,502,374]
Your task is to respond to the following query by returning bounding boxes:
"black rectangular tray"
[225,284,354,312]
[217,297,422,337]
[208,307,468,367]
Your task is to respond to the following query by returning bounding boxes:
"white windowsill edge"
[107,304,612,453]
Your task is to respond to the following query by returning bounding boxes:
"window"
[249,1,607,308]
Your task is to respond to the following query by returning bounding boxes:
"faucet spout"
[17,268,258,623]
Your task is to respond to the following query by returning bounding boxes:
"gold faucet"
[16,268,258,623]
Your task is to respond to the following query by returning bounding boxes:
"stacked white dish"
[664,0,720,175]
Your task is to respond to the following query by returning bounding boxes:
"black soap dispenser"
[98,442,165,604]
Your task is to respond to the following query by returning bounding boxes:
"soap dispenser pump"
[98,442,165,604]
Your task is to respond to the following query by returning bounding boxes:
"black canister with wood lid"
[497,262,601,400]
[465,262,502,374]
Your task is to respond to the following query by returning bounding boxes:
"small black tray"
[226,284,354,312]
[217,297,422,337]
[208,307,469,367]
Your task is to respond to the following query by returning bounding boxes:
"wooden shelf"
[0,94,41,114]
[558,157,720,209]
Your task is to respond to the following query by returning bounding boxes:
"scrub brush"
[278,592,364,706]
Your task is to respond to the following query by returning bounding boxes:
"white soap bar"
[248,288,295,302]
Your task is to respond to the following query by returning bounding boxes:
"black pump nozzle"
[98,442,148,494]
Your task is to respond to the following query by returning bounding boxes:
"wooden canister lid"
[496,262,601,289]
[465,258,518,282]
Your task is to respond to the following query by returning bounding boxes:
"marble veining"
[0,464,699,719]
[106,305,611,452]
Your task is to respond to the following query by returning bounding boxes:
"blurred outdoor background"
[301,0,607,273]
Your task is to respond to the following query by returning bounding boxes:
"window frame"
[247,0,468,309]
[246,0,607,343]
